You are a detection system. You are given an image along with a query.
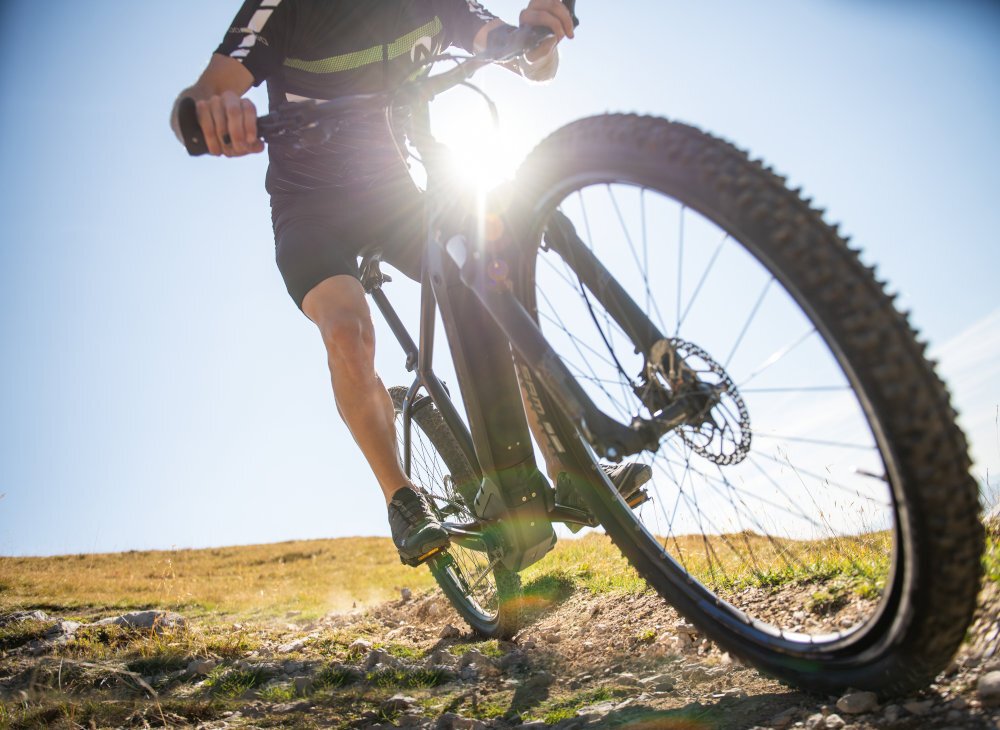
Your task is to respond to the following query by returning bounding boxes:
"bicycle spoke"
[724,277,774,369]
[678,232,729,332]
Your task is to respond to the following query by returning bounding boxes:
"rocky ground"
[2,576,999,730]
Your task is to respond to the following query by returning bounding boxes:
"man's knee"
[319,313,374,362]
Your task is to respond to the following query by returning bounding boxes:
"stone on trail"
[835,690,878,715]
[823,714,846,729]
[437,712,487,730]
[186,658,217,676]
[400,587,413,602]
[348,638,373,655]
[902,699,934,716]
[882,704,901,723]
[92,610,187,633]
[0,610,50,626]
[577,701,616,718]
[804,714,825,730]
[979,671,1000,707]
[639,673,676,692]
[277,638,306,654]
[439,624,462,639]
[381,693,418,714]
[769,707,800,729]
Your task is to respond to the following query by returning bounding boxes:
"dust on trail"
[2,577,998,729]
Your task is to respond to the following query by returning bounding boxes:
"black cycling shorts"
[270,172,424,310]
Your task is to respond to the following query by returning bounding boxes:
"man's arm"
[474,0,575,82]
[170,54,263,157]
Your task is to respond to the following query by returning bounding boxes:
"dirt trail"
[2,578,998,729]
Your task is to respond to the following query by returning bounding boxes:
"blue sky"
[0,1,997,556]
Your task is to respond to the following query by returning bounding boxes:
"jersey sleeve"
[214,0,293,86]
[434,0,500,53]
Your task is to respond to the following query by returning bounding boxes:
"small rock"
[348,638,373,655]
[98,610,186,633]
[674,621,698,636]
[44,620,81,639]
[0,610,49,626]
[277,639,306,654]
[577,701,616,717]
[284,610,302,618]
[282,660,305,674]
[719,652,741,667]
[523,670,554,689]
[551,719,586,730]
[272,700,312,714]
[439,624,462,640]
[428,648,457,667]
[186,659,217,676]
[638,673,675,692]
[824,714,846,729]
[805,714,825,730]
[980,672,1000,707]
[293,676,312,695]
[770,707,800,729]
[498,650,528,673]
[459,664,479,681]
[365,650,402,670]
[836,691,878,715]
[400,587,413,602]
[458,649,488,668]
[883,704,901,723]
[381,694,418,714]
[902,699,934,716]
[540,629,562,644]
[441,714,486,730]
[617,672,640,686]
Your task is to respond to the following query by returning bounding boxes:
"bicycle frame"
[363,102,668,572]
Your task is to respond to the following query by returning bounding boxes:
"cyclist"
[171,0,646,566]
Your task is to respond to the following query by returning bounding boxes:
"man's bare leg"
[302,275,409,504]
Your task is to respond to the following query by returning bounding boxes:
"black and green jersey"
[215,0,500,193]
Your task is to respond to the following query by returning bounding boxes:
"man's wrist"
[520,46,558,81]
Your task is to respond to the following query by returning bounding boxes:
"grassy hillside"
[3,528,994,621]
[0,537,440,620]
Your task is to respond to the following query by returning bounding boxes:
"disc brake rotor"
[648,337,751,465]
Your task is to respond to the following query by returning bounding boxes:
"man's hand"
[171,54,263,158]
[519,0,575,63]
[194,91,264,157]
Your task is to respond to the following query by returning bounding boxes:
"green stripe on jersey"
[283,17,443,74]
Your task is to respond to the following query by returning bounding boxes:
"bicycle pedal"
[399,545,445,568]
[627,489,650,509]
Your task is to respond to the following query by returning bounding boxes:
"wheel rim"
[395,406,502,627]
[521,177,903,654]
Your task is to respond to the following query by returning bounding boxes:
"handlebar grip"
[563,0,579,28]
[178,97,209,157]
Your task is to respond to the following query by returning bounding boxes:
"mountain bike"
[179,1,984,695]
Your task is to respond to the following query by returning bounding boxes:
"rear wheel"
[389,387,522,638]
[510,115,983,693]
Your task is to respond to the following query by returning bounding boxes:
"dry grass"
[0,538,437,620]
[0,529,899,624]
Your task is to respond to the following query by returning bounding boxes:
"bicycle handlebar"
[178,0,578,156]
